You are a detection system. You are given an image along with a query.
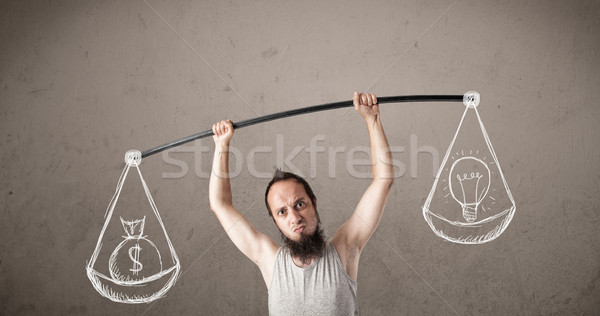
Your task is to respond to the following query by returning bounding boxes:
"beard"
[282,223,326,266]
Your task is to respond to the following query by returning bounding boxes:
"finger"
[212,123,218,135]
[219,121,226,135]
[371,93,377,105]
[365,93,373,106]
[353,91,359,109]
[225,120,234,131]
[361,93,368,106]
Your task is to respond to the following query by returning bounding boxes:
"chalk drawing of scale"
[86,92,515,303]
[86,150,181,304]
[423,92,516,244]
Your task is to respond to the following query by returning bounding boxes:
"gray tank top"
[268,241,358,315]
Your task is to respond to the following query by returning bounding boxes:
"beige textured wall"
[1,0,599,315]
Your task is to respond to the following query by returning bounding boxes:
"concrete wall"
[1,0,599,315]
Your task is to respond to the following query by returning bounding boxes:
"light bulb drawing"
[423,92,516,244]
[85,92,514,304]
[88,95,482,304]
[448,157,491,223]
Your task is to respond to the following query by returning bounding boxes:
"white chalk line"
[87,160,181,304]
[422,98,516,244]
[142,201,257,315]
[139,0,463,311]
[343,201,460,316]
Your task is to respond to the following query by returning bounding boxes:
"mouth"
[293,226,305,233]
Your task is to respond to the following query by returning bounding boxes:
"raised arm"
[333,92,394,278]
[209,120,278,286]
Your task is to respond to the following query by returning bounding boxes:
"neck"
[291,255,317,268]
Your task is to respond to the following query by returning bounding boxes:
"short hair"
[264,169,317,217]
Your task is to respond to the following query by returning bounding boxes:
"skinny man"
[209,92,393,315]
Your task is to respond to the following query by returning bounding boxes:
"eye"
[296,201,305,208]
[277,209,286,216]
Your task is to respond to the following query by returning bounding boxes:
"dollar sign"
[129,244,143,275]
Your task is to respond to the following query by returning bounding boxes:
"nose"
[288,209,302,225]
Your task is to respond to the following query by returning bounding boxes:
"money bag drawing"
[86,150,181,303]
[108,216,163,282]
[423,92,516,244]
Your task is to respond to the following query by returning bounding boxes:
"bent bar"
[141,94,464,158]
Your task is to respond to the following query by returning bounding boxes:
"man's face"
[267,179,319,241]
